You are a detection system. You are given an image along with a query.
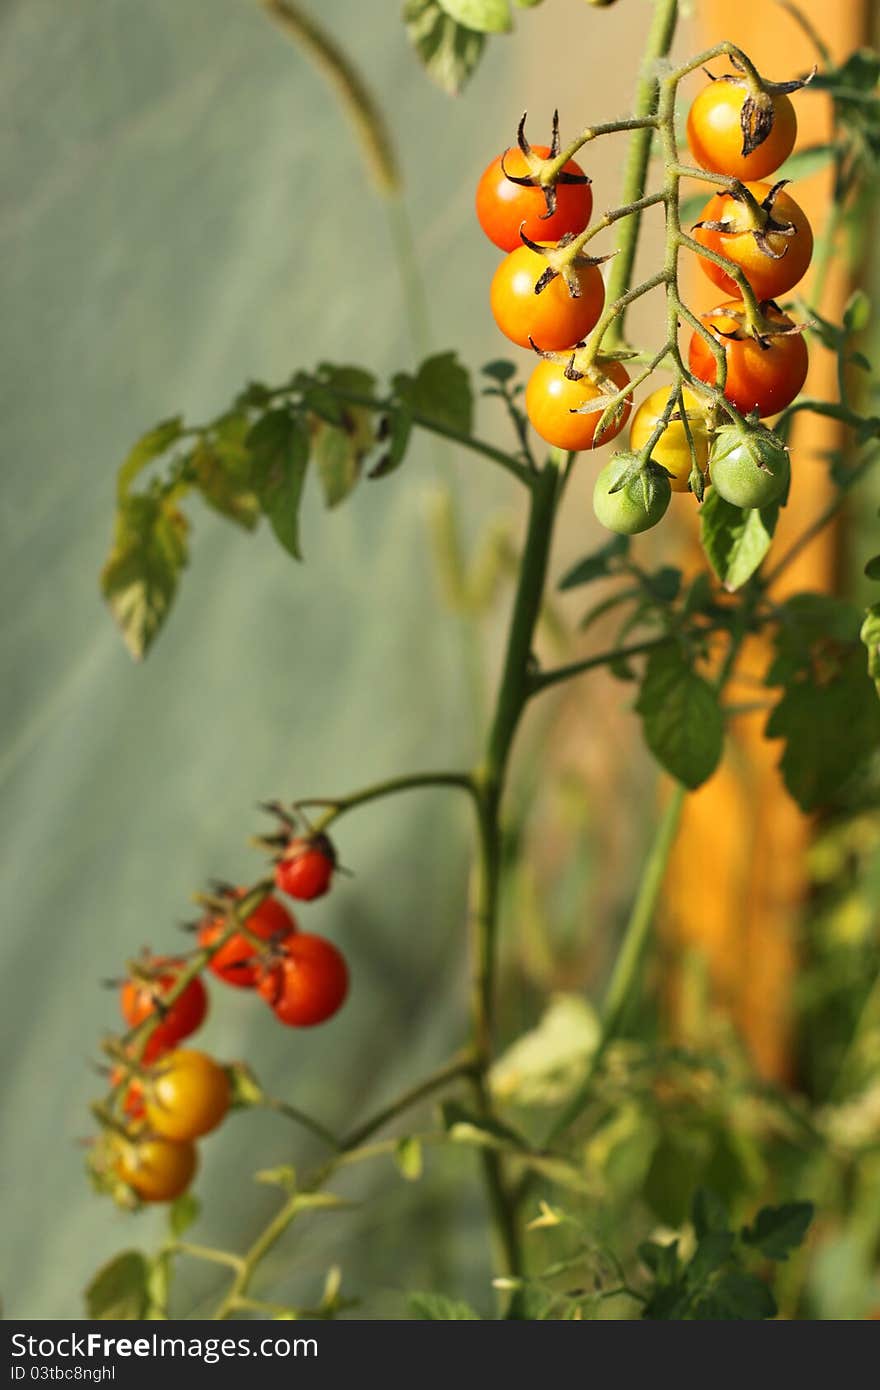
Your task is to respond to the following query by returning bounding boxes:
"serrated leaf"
[394,1136,424,1181]
[489,994,599,1106]
[117,417,183,500]
[701,489,778,591]
[438,0,512,32]
[85,1251,150,1320]
[248,408,310,559]
[394,352,473,434]
[636,644,724,789]
[168,1192,200,1238]
[101,494,189,660]
[692,1269,776,1320]
[404,0,485,95]
[559,534,629,590]
[409,1292,480,1320]
[741,1202,814,1260]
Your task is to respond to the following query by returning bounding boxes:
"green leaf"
[85,1251,150,1320]
[688,1231,736,1285]
[692,1269,776,1320]
[369,403,413,479]
[404,0,486,94]
[314,424,359,508]
[409,1292,481,1320]
[692,1187,729,1238]
[844,289,871,333]
[559,534,629,589]
[861,604,880,694]
[394,352,473,435]
[437,0,512,31]
[101,494,189,660]
[636,644,724,789]
[117,416,183,500]
[639,1239,680,1285]
[190,439,259,530]
[864,555,880,581]
[741,1202,814,1260]
[393,1136,424,1182]
[701,489,778,591]
[481,358,518,384]
[489,994,600,1106]
[247,408,310,559]
[766,597,880,809]
[168,1192,200,1238]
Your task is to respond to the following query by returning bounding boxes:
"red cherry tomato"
[476,144,593,253]
[686,80,797,181]
[687,300,808,418]
[275,836,336,901]
[198,891,296,988]
[692,182,813,301]
[525,358,632,452]
[120,957,208,1063]
[258,934,349,1027]
[490,244,604,352]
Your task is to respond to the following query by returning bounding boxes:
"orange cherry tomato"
[115,1134,197,1203]
[687,300,808,418]
[687,79,796,181]
[693,182,813,301]
[143,1049,230,1142]
[476,144,593,253]
[198,891,296,989]
[490,244,605,352]
[525,358,631,452]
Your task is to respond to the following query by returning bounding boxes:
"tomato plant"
[78,0,880,1328]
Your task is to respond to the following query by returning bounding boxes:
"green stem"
[297,770,477,834]
[529,635,674,694]
[602,0,680,347]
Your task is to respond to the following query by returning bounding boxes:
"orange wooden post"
[662,0,871,1081]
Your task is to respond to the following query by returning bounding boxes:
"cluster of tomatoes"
[95,831,346,1204]
[476,71,811,531]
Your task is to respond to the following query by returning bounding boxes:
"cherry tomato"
[708,424,790,509]
[275,836,335,901]
[629,387,710,492]
[490,244,604,351]
[686,80,796,181]
[593,457,671,535]
[120,957,208,1063]
[687,300,807,418]
[476,144,592,253]
[143,1049,230,1142]
[198,891,296,988]
[525,358,631,452]
[258,934,349,1027]
[693,182,813,301]
[115,1133,197,1203]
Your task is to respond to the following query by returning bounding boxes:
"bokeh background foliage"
[3,0,880,1318]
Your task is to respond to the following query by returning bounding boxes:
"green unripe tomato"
[709,423,790,509]
[593,455,671,535]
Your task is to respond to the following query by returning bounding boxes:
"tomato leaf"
[247,408,310,560]
[861,603,880,694]
[101,494,189,660]
[409,1293,481,1320]
[116,417,183,501]
[636,644,724,789]
[403,0,486,96]
[369,402,413,479]
[190,437,259,530]
[437,0,512,33]
[84,1251,150,1320]
[313,423,360,508]
[394,352,473,435]
[393,1136,424,1182]
[741,1202,814,1260]
[766,595,880,809]
[558,534,629,589]
[168,1192,200,1238]
[700,490,778,592]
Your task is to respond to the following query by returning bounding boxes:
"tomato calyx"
[500,110,591,220]
[693,180,797,261]
[703,60,814,160]
[712,419,789,478]
[517,228,613,298]
[702,299,807,351]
